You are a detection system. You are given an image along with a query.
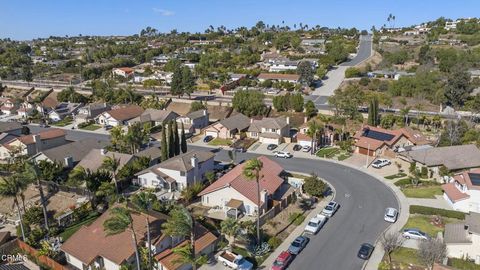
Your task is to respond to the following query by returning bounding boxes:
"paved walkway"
[408,196,453,210]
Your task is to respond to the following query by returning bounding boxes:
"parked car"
[271,251,293,270]
[402,228,429,240]
[203,135,213,143]
[218,250,253,270]
[302,145,311,152]
[104,125,112,130]
[233,147,246,153]
[275,151,292,158]
[292,144,302,151]
[384,207,398,223]
[357,243,374,260]
[321,201,339,217]
[288,236,309,255]
[371,158,391,169]
[304,214,328,234]
[267,144,278,151]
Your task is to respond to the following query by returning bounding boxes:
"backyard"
[59,212,100,241]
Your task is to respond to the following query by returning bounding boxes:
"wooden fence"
[16,239,68,270]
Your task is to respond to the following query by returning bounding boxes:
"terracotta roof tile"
[441,183,470,202]
[105,105,144,121]
[11,129,66,145]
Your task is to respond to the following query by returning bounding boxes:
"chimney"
[286,117,290,125]
[250,118,254,123]
[304,116,308,124]
[191,154,199,183]
[203,109,207,116]
[100,148,107,156]
[33,134,42,154]
[260,189,268,214]
[64,156,73,168]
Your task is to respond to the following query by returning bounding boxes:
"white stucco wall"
[65,253,85,270]
[103,257,122,270]
[447,233,480,264]
[201,187,261,215]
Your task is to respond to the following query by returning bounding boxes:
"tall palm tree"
[0,176,26,240]
[23,162,49,231]
[103,206,141,270]
[242,158,264,244]
[306,121,321,154]
[220,218,239,246]
[101,155,121,195]
[172,244,207,270]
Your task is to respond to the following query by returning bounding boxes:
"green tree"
[345,67,362,78]
[170,67,184,97]
[23,162,49,231]
[161,126,168,161]
[189,101,206,113]
[368,96,379,126]
[232,90,266,117]
[297,61,314,85]
[328,85,365,119]
[0,176,27,240]
[306,121,321,154]
[103,207,141,270]
[444,68,473,108]
[173,121,180,156]
[181,67,195,98]
[302,173,327,197]
[168,121,175,158]
[305,100,317,118]
[180,122,187,154]
[220,218,239,246]
[101,155,121,195]
[242,158,263,244]
[290,93,304,112]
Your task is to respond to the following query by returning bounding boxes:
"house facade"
[96,105,144,127]
[76,103,111,122]
[442,169,480,213]
[444,212,480,264]
[257,73,300,83]
[0,129,67,159]
[247,116,290,145]
[176,109,209,134]
[112,67,134,78]
[204,113,250,140]
[48,102,83,122]
[0,98,18,115]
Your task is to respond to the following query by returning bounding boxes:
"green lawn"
[384,172,407,180]
[403,214,461,237]
[208,138,233,146]
[388,247,424,267]
[52,119,73,127]
[59,213,100,241]
[402,186,443,198]
[337,152,352,161]
[316,147,340,158]
[79,123,101,131]
[449,258,480,270]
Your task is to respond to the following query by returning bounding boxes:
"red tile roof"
[9,129,66,145]
[453,169,480,191]
[106,105,144,121]
[442,183,470,202]
[116,67,134,74]
[198,156,284,205]
[354,125,426,151]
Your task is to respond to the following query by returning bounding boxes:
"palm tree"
[400,107,411,126]
[23,162,49,231]
[0,176,26,240]
[220,218,239,246]
[101,155,121,196]
[103,206,141,270]
[172,244,207,269]
[242,158,264,244]
[306,120,321,154]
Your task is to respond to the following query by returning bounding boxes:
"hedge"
[409,205,465,220]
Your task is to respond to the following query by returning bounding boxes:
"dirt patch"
[269,111,306,128]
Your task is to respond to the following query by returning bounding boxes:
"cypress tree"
[161,125,168,161]
[168,121,175,158]
[368,97,379,126]
[181,122,187,153]
[173,121,180,155]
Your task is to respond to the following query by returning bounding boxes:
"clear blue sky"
[1,0,479,40]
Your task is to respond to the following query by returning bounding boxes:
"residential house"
[0,98,18,115]
[257,73,300,84]
[301,39,325,46]
[204,113,250,140]
[62,208,172,270]
[0,133,18,145]
[176,109,209,135]
[133,146,162,166]
[48,102,83,122]
[134,150,215,192]
[198,156,293,220]
[269,60,299,72]
[353,125,430,157]
[112,67,134,78]
[96,105,144,127]
[0,129,67,159]
[75,148,135,174]
[260,52,287,63]
[31,138,109,168]
[0,122,23,136]
[400,144,480,179]
[442,168,480,213]
[247,116,290,145]
[17,102,35,118]
[128,109,179,127]
[151,55,174,65]
[76,103,111,123]
[444,212,480,264]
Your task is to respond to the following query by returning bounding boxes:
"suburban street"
[23,124,398,270]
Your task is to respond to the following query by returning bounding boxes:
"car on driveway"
[232,146,246,152]
[267,144,278,151]
[321,201,339,217]
[274,151,292,158]
[203,135,213,143]
[371,158,391,169]
[292,144,302,151]
[287,236,309,255]
[384,207,398,223]
[357,243,374,260]
[304,214,328,234]
[402,228,429,240]
[271,251,293,270]
[302,145,311,152]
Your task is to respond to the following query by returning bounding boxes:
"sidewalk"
[260,195,332,268]
[408,196,453,210]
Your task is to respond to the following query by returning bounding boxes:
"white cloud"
[152,8,174,16]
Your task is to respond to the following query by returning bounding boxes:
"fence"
[15,239,68,270]
[41,180,92,197]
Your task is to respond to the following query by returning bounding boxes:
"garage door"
[260,137,280,145]
[298,140,311,147]
[358,147,375,156]
[205,130,218,138]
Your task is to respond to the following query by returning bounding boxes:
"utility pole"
[365,143,371,168]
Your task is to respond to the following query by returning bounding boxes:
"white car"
[372,158,391,169]
[402,229,429,240]
[274,151,292,158]
[302,145,311,152]
[304,214,328,234]
[384,207,398,223]
[321,201,339,217]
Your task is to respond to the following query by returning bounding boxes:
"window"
[251,132,258,137]
[180,171,185,176]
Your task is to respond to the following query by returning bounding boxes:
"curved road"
[195,147,398,270]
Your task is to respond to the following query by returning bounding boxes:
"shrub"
[288,212,306,226]
[394,178,414,187]
[345,67,362,78]
[268,236,282,249]
[409,205,465,220]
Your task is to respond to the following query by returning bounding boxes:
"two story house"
[134,150,215,192]
[442,169,480,213]
[128,109,179,127]
[48,102,83,122]
[0,129,67,159]
[96,105,144,127]
[247,116,290,145]
[444,212,480,264]
[176,109,209,135]
[0,98,18,115]
[204,113,250,140]
[76,103,111,123]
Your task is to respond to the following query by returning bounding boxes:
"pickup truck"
[218,250,253,270]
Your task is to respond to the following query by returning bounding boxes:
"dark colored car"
[357,243,374,260]
[233,147,246,153]
[267,144,278,151]
[292,144,302,151]
[288,236,309,255]
[203,135,213,143]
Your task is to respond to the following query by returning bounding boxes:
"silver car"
[321,201,339,217]
[288,236,309,255]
